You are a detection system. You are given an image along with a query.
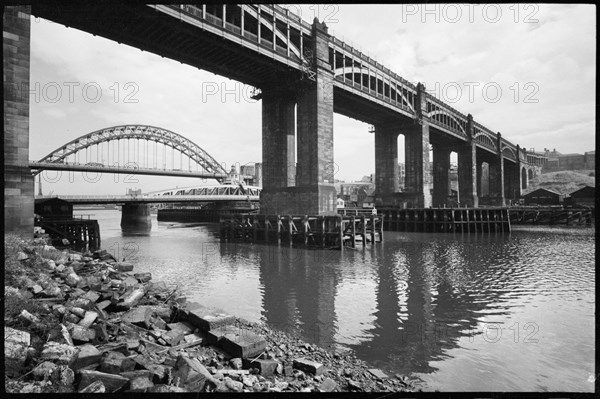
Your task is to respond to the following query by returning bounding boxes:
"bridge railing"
[425,94,469,138]
[330,37,418,116]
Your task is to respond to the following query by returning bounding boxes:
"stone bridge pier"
[373,83,433,208]
[4,6,34,236]
[259,19,336,215]
[121,203,152,234]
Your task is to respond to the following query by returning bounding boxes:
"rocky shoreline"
[4,235,420,393]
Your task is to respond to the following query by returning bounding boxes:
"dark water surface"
[78,209,595,392]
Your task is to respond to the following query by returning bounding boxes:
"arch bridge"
[29,125,254,181]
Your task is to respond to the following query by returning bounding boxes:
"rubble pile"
[4,238,419,393]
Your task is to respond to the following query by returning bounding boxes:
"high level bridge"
[5,4,547,234]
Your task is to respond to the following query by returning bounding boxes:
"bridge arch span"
[34,124,227,176]
[473,132,497,151]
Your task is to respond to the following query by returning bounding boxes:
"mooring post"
[338,215,344,250]
[276,215,281,244]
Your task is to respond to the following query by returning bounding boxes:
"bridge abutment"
[4,6,34,236]
[121,203,152,234]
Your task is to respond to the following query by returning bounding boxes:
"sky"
[28,4,596,195]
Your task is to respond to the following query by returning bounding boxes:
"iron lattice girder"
[35,125,227,175]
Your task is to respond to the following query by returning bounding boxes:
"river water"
[76,209,595,392]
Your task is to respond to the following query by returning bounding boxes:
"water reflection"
[242,232,560,378]
[255,246,340,348]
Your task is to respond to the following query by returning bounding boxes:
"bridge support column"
[513,144,523,199]
[491,133,506,207]
[261,18,336,215]
[476,161,483,198]
[403,123,432,208]
[121,203,152,234]
[4,6,34,237]
[261,89,296,189]
[458,114,478,207]
[374,124,399,205]
[432,146,451,207]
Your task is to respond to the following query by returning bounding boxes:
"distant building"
[543,149,595,171]
[362,195,375,208]
[336,197,345,208]
[523,188,564,206]
[567,186,595,208]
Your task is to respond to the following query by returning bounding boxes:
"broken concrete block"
[96,299,111,310]
[368,368,388,380]
[65,272,81,287]
[151,315,167,330]
[78,380,106,393]
[115,262,134,272]
[70,307,86,318]
[183,333,203,344]
[167,321,195,335]
[17,251,29,260]
[5,327,31,346]
[171,355,216,391]
[19,309,41,325]
[119,370,153,380]
[224,377,244,392]
[100,351,136,374]
[134,272,152,283]
[293,358,324,376]
[63,312,81,324]
[78,370,129,393]
[48,324,74,346]
[187,304,236,332]
[220,328,267,359]
[206,324,238,346]
[91,323,109,345]
[87,276,103,291]
[148,384,187,392]
[71,297,94,310]
[32,361,58,380]
[43,285,63,298]
[31,284,43,295]
[121,276,139,287]
[230,357,243,370]
[69,253,83,261]
[248,359,278,377]
[78,310,99,328]
[83,290,101,303]
[118,285,146,309]
[73,344,102,371]
[319,377,337,392]
[70,325,93,343]
[128,375,154,392]
[5,327,31,377]
[122,306,152,329]
[153,305,172,321]
[134,355,166,382]
[162,329,184,346]
[41,342,79,366]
